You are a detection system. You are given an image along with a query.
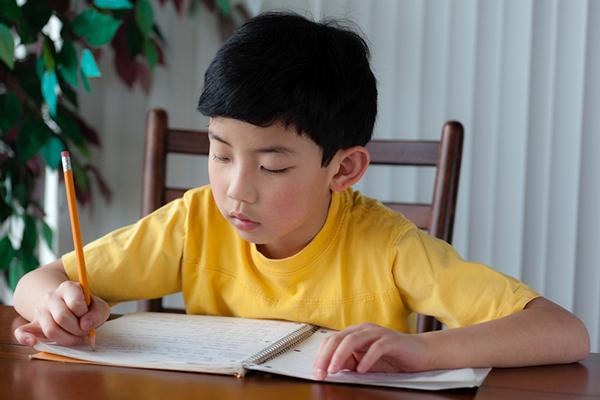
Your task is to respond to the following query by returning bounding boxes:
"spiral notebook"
[33,312,490,390]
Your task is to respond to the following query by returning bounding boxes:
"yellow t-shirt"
[62,185,539,332]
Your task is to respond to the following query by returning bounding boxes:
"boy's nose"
[226,169,258,204]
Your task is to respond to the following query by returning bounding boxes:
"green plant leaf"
[0,194,12,223]
[58,40,79,89]
[41,221,53,250]
[216,0,231,16]
[0,236,15,271]
[73,160,90,193]
[8,257,24,290]
[0,23,15,69]
[135,0,154,37]
[13,181,26,207]
[80,48,101,78]
[41,70,58,117]
[54,106,90,158]
[39,136,64,169]
[8,247,38,289]
[22,250,39,273]
[35,55,45,79]
[61,82,79,109]
[56,108,84,146]
[43,38,55,71]
[144,38,157,70]
[152,23,165,44]
[0,93,20,133]
[72,9,122,48]
[126,19,144,55]
[21,214,38,253]
[80,67,91,92]
[21,1,52,33]
[15,18,35,44]
[17,118,51,162]
[0,0,21,22]
[94,0,133,10]
[15,0,51,45]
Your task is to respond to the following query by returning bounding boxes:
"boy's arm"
[13,259,109,346]
[14,259,70,321]
[313,297,590,379]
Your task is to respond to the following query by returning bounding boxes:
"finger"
[37,308,85,346]
[313,333,351,378]
[342,352,360,371]
[58,281,89,317]
[356,337,394,373]
[313,324,372,379]
[47,294,84,336]
[80,296,110,331]
[14,321,47,346]
[328,329,384,374]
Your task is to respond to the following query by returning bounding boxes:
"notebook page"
[248,328,491,390]
[34,312,308,375]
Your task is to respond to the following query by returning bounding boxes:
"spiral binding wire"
[244,324,318,365]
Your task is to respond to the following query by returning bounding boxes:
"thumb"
[80,295,110,331]
[14,321,47,346]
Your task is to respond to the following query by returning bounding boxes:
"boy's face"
[208,117,338,259]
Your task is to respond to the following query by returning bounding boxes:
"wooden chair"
[140,108,463,333]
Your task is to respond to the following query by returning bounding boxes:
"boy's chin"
[233,228,267,244]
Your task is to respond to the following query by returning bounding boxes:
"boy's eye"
[261,166,291,174]
[211,154,230,162]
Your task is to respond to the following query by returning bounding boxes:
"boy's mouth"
[228,212,260,232]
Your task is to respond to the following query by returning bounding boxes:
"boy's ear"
[329,146,371,192]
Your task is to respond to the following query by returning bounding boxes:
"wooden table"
[2,305,598,399]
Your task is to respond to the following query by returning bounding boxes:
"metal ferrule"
[61,155,72,172]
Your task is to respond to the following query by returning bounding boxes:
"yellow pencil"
[61,151,96,351]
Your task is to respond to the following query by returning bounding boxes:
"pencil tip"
[89,330,96,351]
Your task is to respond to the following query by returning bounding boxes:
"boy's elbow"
[531,297,590,362]
[570,316,590,362]
[558,311,590,362]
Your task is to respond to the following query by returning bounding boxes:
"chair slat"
[366,140,439,166]
[166,129,210,154]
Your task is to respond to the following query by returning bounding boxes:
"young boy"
[13,12,589,379]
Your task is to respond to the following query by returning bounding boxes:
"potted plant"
[0,0,245,299]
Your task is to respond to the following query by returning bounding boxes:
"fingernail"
[313,368,325,380]
[328,363,338,374]
[24,335,35,346]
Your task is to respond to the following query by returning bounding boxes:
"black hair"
[197,11,377,166]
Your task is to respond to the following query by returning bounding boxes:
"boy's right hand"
[14,280,110,347]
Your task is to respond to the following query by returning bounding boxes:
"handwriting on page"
[36,313,306,367]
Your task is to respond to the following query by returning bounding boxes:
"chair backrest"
[140,108,464,332]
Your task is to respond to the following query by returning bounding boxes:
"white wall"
[50,0,599,351]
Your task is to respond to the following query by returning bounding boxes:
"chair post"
[139,108,168,312]
[141,109,168,217]
[417,121,464,333]
[429,121,464,243]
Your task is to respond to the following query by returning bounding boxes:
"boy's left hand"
[312,323,432,380]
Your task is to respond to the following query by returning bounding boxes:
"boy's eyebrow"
[208,131,296,155]
[208,131,230,146]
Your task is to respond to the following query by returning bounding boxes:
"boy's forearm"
[420,297,590,369]
[13,259,70,321]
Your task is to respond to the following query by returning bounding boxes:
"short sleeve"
[392,228,540,328]
[62,195,190,303]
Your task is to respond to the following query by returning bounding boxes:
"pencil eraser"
[61,151,70,158]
